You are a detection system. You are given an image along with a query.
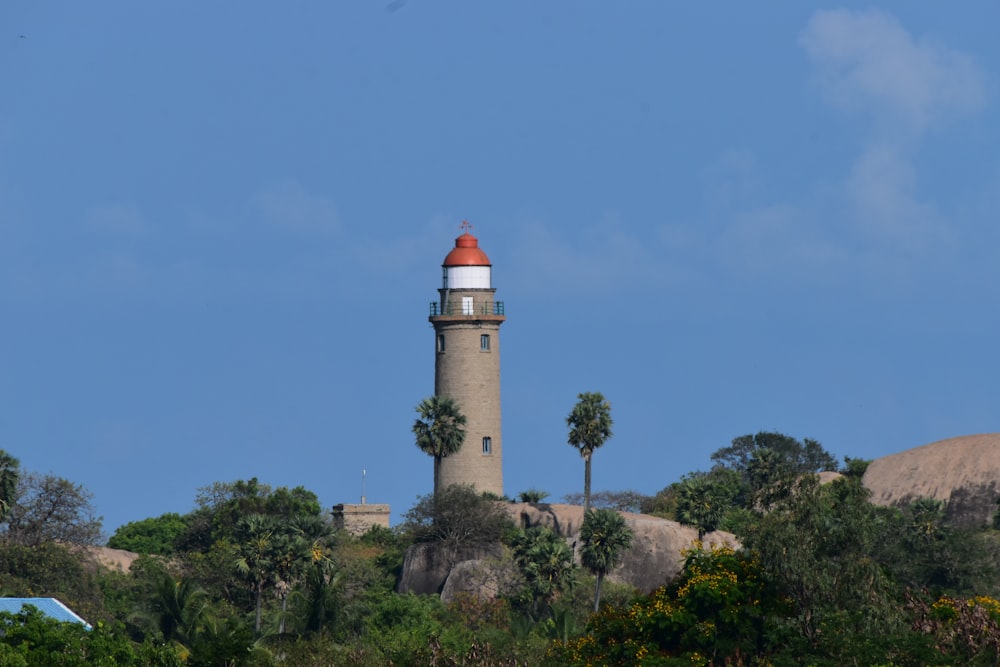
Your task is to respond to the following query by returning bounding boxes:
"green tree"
[741,475,904,651]
[271,514,334,635]
[674,471,740,538]
[566,392,613,515]
[412,395,468,495]
[108,513,189,555]
[711,431,837,474]
[177,478,322,553]
[0,606,182,667]
[0,541,106,623]
[291,545,340,635]
[234,513,281,635]
[841,456,871,479]
[579,508,632,612]
[509,525,577,621]
[136,573,211,653]
[517,489,549,503]
[887,498,999,597]
[0,450,19,522]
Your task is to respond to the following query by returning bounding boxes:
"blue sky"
[2,3,998,536]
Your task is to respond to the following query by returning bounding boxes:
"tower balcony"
[429,301,505,317]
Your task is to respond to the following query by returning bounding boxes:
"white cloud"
[845,143,952,254]
[800,8,987,135]
[718,204,845,277]
[251,181,341,234]
[508,213,687,297]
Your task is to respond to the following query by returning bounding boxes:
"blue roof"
[0,598,92,629]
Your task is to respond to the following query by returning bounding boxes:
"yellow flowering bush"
[908,591,1000,664]
[544,544,780,666]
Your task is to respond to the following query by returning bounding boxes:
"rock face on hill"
[863,433,1000,528]
[506,503,735,594]
[80,545,140,572]
[399,502,737,600]
[397,542,505,596]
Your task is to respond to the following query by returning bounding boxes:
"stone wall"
[331,503,390,536]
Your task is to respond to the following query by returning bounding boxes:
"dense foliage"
[5,424,1000,665]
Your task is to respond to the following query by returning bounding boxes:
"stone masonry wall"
[430,287,504,496]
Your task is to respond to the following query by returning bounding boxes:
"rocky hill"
[399,502,736,600]
[863,433,1000,528]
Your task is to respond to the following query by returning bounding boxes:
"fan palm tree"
[413,395,467,495]
[0,450,19,522]
[566,392,613,514]
[675,475,729,539]
[146,574,211,651]
[235,513,279,634]
[580,508,632,612]
[510,526,576,621]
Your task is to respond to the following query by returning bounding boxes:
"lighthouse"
[428,222,506,496]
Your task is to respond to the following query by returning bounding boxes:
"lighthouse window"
[437,334,446,352]
[480,334,490,351]
[482,437,492,455]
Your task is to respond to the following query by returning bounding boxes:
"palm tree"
[413,395,467,495]
[675,475,729,539]
[566,392,613,514]
[510,525,577,620]
[272,514,334,635]
[580,508,632,612]
[0,450,19,522]
[235,513,278,634]
[138,573,210,653]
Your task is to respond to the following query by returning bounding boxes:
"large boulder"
[397,542,504,595]
[863,433,1000,528]
[399,503,739,600]
[614,513,734,593]
[439,554,521,604]
[504,503,736,594]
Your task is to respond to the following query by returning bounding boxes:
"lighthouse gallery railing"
[429,301,505,316]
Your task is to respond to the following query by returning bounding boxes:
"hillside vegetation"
[3,432,1000,665]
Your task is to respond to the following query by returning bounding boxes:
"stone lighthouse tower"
[428,222,506,496]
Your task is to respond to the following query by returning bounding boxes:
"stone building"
[428,223,506,496]
[331,502,391,536]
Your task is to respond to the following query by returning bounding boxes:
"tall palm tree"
[580,508,633,612]
[235,513,278,634]
[0,450,20,522]
[272,514,334,635]
[413,395,467,495]
[566,392,613,514]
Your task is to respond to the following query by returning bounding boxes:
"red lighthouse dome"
[443,226,491,267]
[441,222,492,289]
